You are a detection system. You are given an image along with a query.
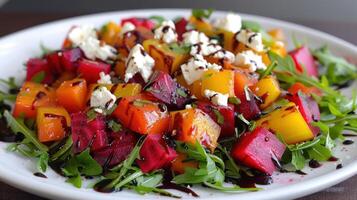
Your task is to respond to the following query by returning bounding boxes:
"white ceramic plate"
[0,9,356,200]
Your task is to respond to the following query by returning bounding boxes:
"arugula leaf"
[242,20,273,45]
[228,97,240,105]
[108,120,122,132]
[40,43,54,56]
[49,137,73,162]
[291,150,305,170]
[313,46,357,86]
[4,110,48,152]
[168,43,190,54]
[31,71,45,83]
[37,152,49,172]
[192,9,213,19]
[213,109,224,125]
[149,16,166,26]
[259,61,277,79]
[66,175,82,188]
[307,144,331,161]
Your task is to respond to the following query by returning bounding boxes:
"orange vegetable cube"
[56,78,87,113]
[37,106,71,142]
[170,108,221,151]
[252,76,281,109]
[100,21,121,46]
[13,82,56,118]
[171,153,198,174]
[201,69,235,97]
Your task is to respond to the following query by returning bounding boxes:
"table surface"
[0,12,356,200]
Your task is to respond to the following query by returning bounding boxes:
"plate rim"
[0,8,356,200]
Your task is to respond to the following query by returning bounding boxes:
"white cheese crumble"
[180,55,222,85]
[125,44,155,83]
[182,30,210,45]
[90,86,116,112]
[120,22,136,36]
[213,13,242,33]
[185,104,193,109]
[236,29,264,52]
[234,50,267,72]
[97,72,112,84]
[68,25,117,61]
[154,20,178,43]
[190,43,235,63]
[204,89,228,107]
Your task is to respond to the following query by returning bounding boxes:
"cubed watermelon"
[231,127,286,175]
[136,134,177,173]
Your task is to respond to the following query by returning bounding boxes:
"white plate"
[0,9,356,200]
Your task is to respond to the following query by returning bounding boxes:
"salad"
[0,8,356,198]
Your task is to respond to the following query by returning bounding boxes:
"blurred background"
[0,0,357,44]
[0,0,356,200]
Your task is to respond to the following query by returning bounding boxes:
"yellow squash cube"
[256,102,314,144]
[201,69,235,97]
[252,76,281,109]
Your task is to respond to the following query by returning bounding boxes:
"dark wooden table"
[0,12,356,200]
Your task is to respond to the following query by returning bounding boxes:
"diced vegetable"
[112,95,170,135]
[61,48,83,72]
[87,83,142,101]
[71,112,108,153]
[256,102,314,144]
[234,69,258,96]
[171,152,198,174]
[174,18,188,41]
[289,46,318,77]
[26,58,54,84]
[188,16,215,36]
[196,101,235,137]
[143,39,189,74]
[121,17,155,30]
[236,90,261,120]
[117,26,154,57]
[136,134,177,173]
[252,75,281,109]
[286,92,320,135]
[93,130,137,167]
[170,108,221,151]
[77,59,111,83]
[146,71,191,109]
[56,78,88,113]
[231,127,286,175]
[288,82,322,96]
[13,82,56,118]
[201,69,235,97]
[99,21,121,46]
[37,106,71,142]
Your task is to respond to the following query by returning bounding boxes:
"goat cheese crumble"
[182,30,210,45]
[180,55,222,85]
[213,13,242,33]
[204,89,229,107]
[97,72,112,84]
[68,25,117,61]
[190,43,235,63]
[154,20,178,43]
[234,50,267,72]
[90,86,117,113]
[120,22,136,36]
[236,29,264,52]
[125,44,155,83]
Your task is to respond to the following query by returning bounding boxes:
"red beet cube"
[46,51,63,74]
[286,92,320,135]
[71,112,108,153]
[77,59,111,83]
[175,18,188,41]
[196,101,235,137]
[93,131,137,167]
[289,46,318,77]
[136,134,177,173]
[26,58,55,84]
[61,48,83,72]
[236,91,261,120]
[146,71,191,109]
[231,127,286,175]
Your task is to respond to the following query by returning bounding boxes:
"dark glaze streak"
[336,164,343,169]
[33,172,47,178]
[248,33,258,43]
[71,80,83,87]
[308,159,322,168]
[342,140,354,145]
[328,156,339,162]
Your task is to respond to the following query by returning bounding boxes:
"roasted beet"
[93,131,137,167]
[71,112,108,153]
[146,71,191,109]
[136,134,177,173]
[175,18,188,41]
[236,91,261,120]
[231,127,286,175]
[196,101,235,137]
[46,51,63,74]
[77,59,111,83]
[26,58,55,84]
[286,92,320,135]
[289,46,318,77]
[61,48,83,72]
[127,72,146,87]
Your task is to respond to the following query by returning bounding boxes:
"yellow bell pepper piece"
[201,69,235,97]
[188,16,215,36]
[87,83,141,99]
[100,21,121,46]
[256,102,314,144]
[252,75,281,109]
